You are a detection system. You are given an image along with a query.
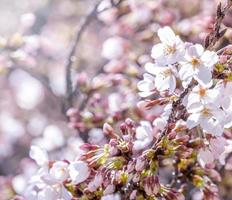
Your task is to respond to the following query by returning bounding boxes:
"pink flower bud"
[103,123,114,135]
[143,176,160,196]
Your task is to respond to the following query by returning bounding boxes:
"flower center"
[165,45,176,55]
[198,88,206,97]
[191,58,201,68]
[162,68,172,76]
[201,108,211,117]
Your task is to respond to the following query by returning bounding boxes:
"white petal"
[68,161,90,184]
[151,43,165,59]
[145,64,164,75]
[187,102,203,113]
[155,76,169,92]
[29,146,48,166]
[201,50,219,67]
[187,44,204,57]
[168,75,176,94]
[186,113,201,129]
[138,91,154,97]
[179,64,194,81]
[187,93,200,107]
[200,118,224,136]
[137,74,155,92]
[158,26,176,45]
[195,66,212,85]
[153,117,166,130]
[137,80,152,92]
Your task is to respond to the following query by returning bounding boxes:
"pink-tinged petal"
[158,26,176,45]
[195,66,212,85]
[198,148,214,168]
[210,137,226,159]
[186,113,201,129]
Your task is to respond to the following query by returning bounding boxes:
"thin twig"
[64,0,103,111]
[65,0,124,112]
[204,0,232,50]
[152,80,196,149]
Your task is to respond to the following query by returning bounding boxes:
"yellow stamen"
[165,45,176,55]
[191,58,201,67]
[198,88,206,97]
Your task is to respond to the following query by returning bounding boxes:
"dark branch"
[65,0,124,112]
[64,0,103,111]
[204,0,232,49]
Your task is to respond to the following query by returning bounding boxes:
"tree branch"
[64,0,124,112]
[204,0,232,50]
[64,0,103,111]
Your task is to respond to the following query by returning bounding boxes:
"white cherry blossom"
[198,148,215,168]
[179,44,218,85]
[185,82,220,108]
[48,161,69,183]
[133,121,153,151]
[214,81,232,109]
[151,26,185,65]
[145,62,178,94]
[68,161,90,184]
[187,103,225,136]
[153,103,172,131]
[137,73,156,97]
[29,145,49,167]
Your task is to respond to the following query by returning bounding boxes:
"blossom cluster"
[0,0,232,200]
[138,26,232,137]
[11,26,232,200]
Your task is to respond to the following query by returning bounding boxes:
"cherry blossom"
[151,26,185,65]
[29,146,49,167]
[186,103,226,136]
[185,82,220,108]
[145,62,178,94]
[153,103,172,131]
[179,44,218,85]
[68,161,90,185]
[48,161,69,183]
[137,73,156,97]
[133,121,153,151]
